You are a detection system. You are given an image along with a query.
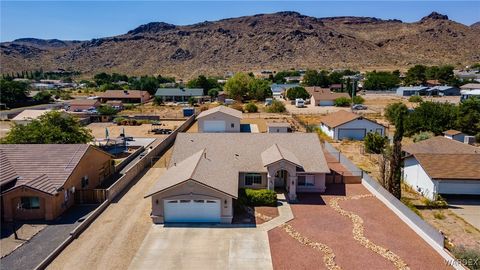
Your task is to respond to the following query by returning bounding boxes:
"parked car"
[352,104,367,110]
[295,98,305,108]
[264,98,273,106]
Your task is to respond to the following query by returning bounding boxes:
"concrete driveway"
[447,197,480,230]
[128,226,272,270]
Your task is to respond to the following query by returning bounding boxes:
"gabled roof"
[99,90,150,99]
[403,136,479,155]
[69,99,100,106]
[261,144,301,167]
[460,83,480,89]
[306,87,350,101]
[443,129,463,136]
[0,150,18,186]
[0,144,107,195]
[197,105,243,119]
[12,109,51,121]
[396,86,429,91]
[415,154,480,180]
[155,88,203,97]
[145,148,238,198]
[321,110,384,128]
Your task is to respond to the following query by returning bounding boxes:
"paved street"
[447,197,480,230]
[0,205,97,270]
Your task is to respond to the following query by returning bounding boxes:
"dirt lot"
[269,184,450,270]
[87,121,184,139]
[118,103,185,118]
[47,150,171,270]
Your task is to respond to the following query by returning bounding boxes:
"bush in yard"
[334,97,351,107]
[451,246,480,270]
[286,86,309,100]
[244,102,258,113]
[364,132,388,154]
[408,95,423,103]
[266,100,286,113]
[240,188,277,206]
[412,131,434,142]
[97,105,117,116]
[352,95,365,104]
[384,102,408,124]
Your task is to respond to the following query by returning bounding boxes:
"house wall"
[238,172,268,189]
[149,180,234,224]
[334,119,385,140]
[403,157,437,200]
[198,112,241,133]
[296,173,326,193]
[2,147,113,221]
[452,134,466,143]
[320,123,335,139]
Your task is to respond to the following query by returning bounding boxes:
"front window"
[245,173,262,186]
[21,197,40,209]
[81,176,89,188]
[231,123,235,128]
[297,175,315,187]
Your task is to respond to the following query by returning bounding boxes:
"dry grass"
[87,121,184,139]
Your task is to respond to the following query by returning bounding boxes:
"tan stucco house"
[0,144,114,221]
[145,133,330,224]
[196,106,242,133]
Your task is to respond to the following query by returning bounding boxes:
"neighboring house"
[0,144,114,221]
[270,83,299,99]
[329,84,343,92]
[460,89,480,101]
[426,80,441,87]
[217,91,227,103]
[320,110,385,140]
[426,86,460,96]
[105,100,124,110]
[155,88,204,102]
[306,87,350,106]
[267,122,290,133]
[144,133,330,224]
[11,109,52,125]
[443,130,466,142]
[402,136,480,200]
[460,83,480,91]
[396,86,429,96]
[196,106,242,133]
[98,90,151,104]
[68,99,101,112]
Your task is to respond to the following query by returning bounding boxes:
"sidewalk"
[259,194,294,231]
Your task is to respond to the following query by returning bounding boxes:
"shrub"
[408,95,423,103]
[451,246,480,270]
[364,132,388,154]
[240,188,277,206]
[422,196,448,209]
[97,105,117,116]
[352,95,365,104]
[244,102,258,113]
[412,131,434,142]
[433,211,446,220]
[266,100,286,113]
[286,86,309,100]
[334,97,351,107]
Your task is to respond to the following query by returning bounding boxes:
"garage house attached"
[145,133,330,224]
[320,110,386,140]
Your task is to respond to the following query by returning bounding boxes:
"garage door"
[338,128,366,140]
[438,181,480,196]
[164,199,221,223]
[203,120,225,132]
[319,100,334,106]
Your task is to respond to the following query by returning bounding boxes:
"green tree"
[384,102,408,124]
[303,70,330,87]
[224,73,251,100]
[273,70,300,83]
[389,111,405,199]
[188,97,198,106]
[97,105,117,116]
[352,96,365,104]
[93,72,112,85]
[247,79,272,100]
[363,71,400,90]
[1,111,93,144]
[186,75,220,95]
[364,132,388,154]
[244,102,258,113]
[404,65,427,85]
[412,131,434,142]
[456,97,480,136]
[286,86,309,100]
[404,101,458,136]
[408,95,423,103]
[208,88,220,99]
[0,79,30,107]
[334,97,351,107]
[266,100,286,113]
[33,91,53,103]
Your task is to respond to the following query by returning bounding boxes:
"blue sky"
[1,1,479,42]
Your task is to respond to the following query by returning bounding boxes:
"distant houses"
[155,88,204,102]
[460,89,480,101]
[68,99,101,112]
[460,83,480,91]
[98,90,151,104]
[11,109,53,125]
[306,87,350,106]
[395,86,460,96]
[270,83,299,99]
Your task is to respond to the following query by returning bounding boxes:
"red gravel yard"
[268,184,451,270]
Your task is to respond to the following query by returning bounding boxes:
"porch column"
[267,171,274,191]
[288,175,297,201]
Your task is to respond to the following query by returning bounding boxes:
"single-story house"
[98,90,151,104]
[144,133,330,224]
[0,144,114,221]
[217,91,227,103]
[460,89,480,102]
[155,88,204,102]
[105,100,124,110]
[425,86,460,96]
[306,87,350,106]
[460,83,480,91]
[11,109,52,125]
[402,136,480,200]
[320,110,386,140]
[270,83,299,99]
[443,130,467,142]
[396,86,429,96]
[68,99,101,112]
[329,84,343,92]
[196,106,242,133]
[267,122,291,133]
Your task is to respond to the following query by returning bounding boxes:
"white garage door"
[164,199,221,223]
[338,128,366,140]
[319,100,334,106]
[204,120,225,132]
[438,181,480,196]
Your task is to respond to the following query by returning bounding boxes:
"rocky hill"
[1,11,479,78]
